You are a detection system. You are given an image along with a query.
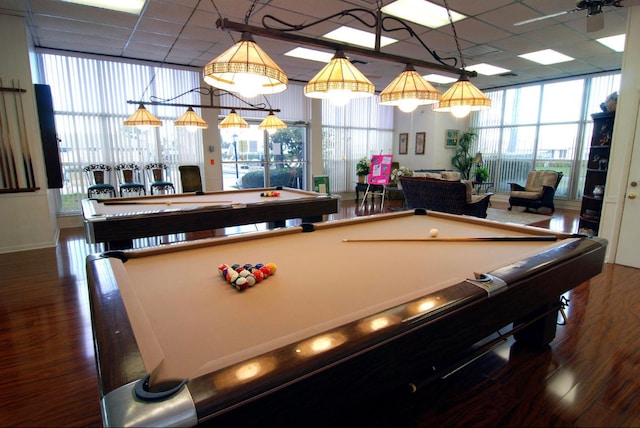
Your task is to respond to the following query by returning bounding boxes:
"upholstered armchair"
[508,170,563,213]
[400,176,492,218]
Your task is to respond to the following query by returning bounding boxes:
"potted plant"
[451,130,477,180]
[475,166,489,183]
[356,157,370,183]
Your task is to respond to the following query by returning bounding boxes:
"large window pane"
[40,53,203,213]
[540,80,583,123]
[503,86,540,125]
[471,72,620,201]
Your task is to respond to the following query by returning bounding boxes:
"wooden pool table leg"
[514,302,560,347]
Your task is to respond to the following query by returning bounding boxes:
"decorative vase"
[593,185,605,198]
[358,175,366,183]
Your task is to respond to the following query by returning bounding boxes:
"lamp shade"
[304,50,375,105]
[218,109,249,130]
[203,32,288,98]
[174,107,208,132]
[259,111,287,135]
[433,74,491,118]
[472,152,483,165]
[124,103,162,129]
[379,64,441,113]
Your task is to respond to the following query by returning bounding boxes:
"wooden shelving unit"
[578,111,614,236]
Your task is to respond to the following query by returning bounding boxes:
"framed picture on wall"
[399,133,408,154]
[445,129,459,148]
[415,132,426,154]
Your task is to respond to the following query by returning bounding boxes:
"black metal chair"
[83,164,116,198]
[144,163,175,195]
[114,163,146,197]
[508,170,563,213]
[179,165,203,193]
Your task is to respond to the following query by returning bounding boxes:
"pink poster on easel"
[367,155,393,185]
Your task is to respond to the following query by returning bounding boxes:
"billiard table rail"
[81,187,340,246]
[87,214,607,427]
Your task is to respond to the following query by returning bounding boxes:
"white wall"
[392,104,469,171]
[0,15,57,253]
[600,5,640,263]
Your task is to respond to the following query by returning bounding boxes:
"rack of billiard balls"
[217,263,277,291]
[260,191,280,197]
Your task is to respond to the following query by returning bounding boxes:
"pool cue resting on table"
[343,236,559,242]
[103,200,232,205]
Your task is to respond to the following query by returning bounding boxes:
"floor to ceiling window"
[219,123,308,190]
[471,72,620,200]
[38,53,204,214]
[322,98,394,194]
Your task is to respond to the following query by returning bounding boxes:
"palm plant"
[451,131,478,180]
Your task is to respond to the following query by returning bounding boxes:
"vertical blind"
[471,72,620,199]
[321,98,394,193]
[38,53,204,213]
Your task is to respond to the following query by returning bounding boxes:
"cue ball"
[430,228,439,237]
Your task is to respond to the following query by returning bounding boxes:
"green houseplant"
[451,130,477,180]
[475,166,489,183]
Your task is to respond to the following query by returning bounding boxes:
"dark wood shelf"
[578,111,614,236]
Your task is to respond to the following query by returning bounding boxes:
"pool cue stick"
[343,236,558,243]
[0,80,19,188]
[0,94,10,188]
[14,80,35,188]
[103,200,233,205]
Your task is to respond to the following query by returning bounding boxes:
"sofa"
[399,175,492,218]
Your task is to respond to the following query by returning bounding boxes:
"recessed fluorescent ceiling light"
[518,49,574,65]
[381,0,466,29]
[423,74,458,84]
[285,47,334,63]
[466,63,511,76]
[597,34,625,52]
[60,0,144,14]
[323,26,397,49]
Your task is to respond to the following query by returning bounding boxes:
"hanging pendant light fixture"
[304,50,375,106]
[218,109,249,130]
[124,103,162,130]
[174,106,208,132]
[259,111,287,135]
[434,74,491,118]
[379,64,441,113]
[203,32,288,99]
[434,0,490,118]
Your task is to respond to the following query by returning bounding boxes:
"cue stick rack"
[0,78,39,193]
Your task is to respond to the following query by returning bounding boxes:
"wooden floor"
[1,201,638,427]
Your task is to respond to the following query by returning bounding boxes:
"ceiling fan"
[514,0,637,32]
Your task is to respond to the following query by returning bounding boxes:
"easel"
[361,154,393,209]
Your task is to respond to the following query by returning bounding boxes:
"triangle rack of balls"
[217,263,278,292]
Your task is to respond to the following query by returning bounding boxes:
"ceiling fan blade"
[514,8,581,27]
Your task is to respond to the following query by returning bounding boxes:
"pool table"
[86,209,607,427]
[81,187,339,249]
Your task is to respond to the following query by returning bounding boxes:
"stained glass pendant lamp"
[379,64,441,113]
[174,107,208,132]
[203,32,288,99]
[124,103,162,130]
[259,111,287,135]
[304,50,375,106]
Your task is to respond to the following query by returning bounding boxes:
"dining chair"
[178,165,203,192]
[144,163,175,195]
[83,164,116,198]
[114,163,146,197]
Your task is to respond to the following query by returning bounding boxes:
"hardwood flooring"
[0,201,638,427]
